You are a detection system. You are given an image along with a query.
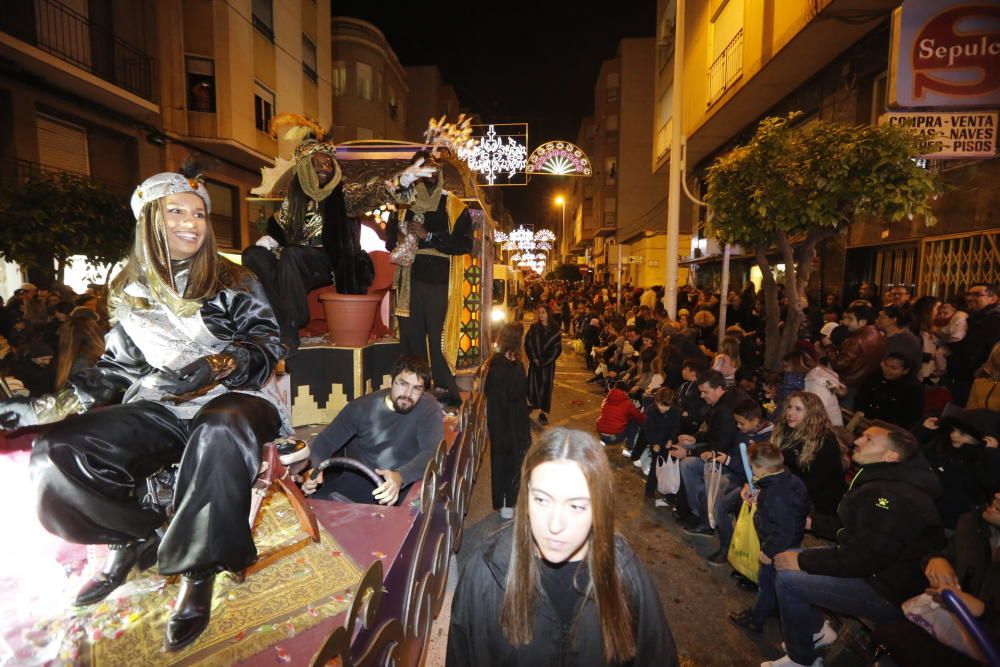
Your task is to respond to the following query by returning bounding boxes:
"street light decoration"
[493,230,508,243]
[459,124,528,186]
[526,141,592,176]
[534,229,556,242]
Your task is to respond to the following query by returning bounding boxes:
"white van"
[491,264,523,325]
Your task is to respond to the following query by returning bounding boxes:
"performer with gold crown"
[243,114,436,354]
[386,146,474,410]
[0,158,290,650]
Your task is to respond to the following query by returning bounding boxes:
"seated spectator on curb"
[877,305,923,379]
[712,335,742,388]
[855,353,925,430]
[799,350,846,427]
[670,371,748,536]
[768,423,946,667]
[728,442,810,635]
[967,340,1000,411]
[875,492,1000,667]
[596,381,644,451]
[919,408,1000,530]
[675,358,709,436]
[710,398,776,564]
[830,303,885,408]
[774,392,847,540]
[638,387,681,496]
[946,283,1000,405]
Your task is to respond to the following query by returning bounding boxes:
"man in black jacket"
[671,371,748,536]
[947,282,1000,405]
[767,422,945,667]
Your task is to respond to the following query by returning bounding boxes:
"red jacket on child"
[596,388,645,435]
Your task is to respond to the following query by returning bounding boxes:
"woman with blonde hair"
[447,427,678,666]
[967,341,1000,411]
[54,307,105,390]
[1,162,288,650]
[773,391,847,537]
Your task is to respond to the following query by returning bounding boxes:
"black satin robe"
[525,321,562,414]
[29,264,285,574]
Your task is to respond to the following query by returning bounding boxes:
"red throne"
[300,250,394,341]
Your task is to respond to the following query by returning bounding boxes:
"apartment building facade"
[330,16,408,143]
[656,0,998,300]
[0,0,332,264]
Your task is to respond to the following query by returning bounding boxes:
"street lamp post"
[554,195,566,266]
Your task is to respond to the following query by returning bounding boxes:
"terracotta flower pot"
[318,292,383,347]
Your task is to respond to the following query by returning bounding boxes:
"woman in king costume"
[0,160,289,651]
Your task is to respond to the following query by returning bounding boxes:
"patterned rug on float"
[24,491,362,666]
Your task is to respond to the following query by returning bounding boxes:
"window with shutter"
[36,114,90,175]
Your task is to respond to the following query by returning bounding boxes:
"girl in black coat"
[526,305,563,425]
[447,427,678,667]
[485,323,532,517]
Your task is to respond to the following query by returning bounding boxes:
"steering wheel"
[312,456,384,487]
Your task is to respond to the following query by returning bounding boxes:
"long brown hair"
[110,200,222,310]
[773,391,833,470]
[55,310,105,389]
[500,427,635,662]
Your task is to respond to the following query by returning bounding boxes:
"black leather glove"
[0,397,38,430]
[162,354,237,396]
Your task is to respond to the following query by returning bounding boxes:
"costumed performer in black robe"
[385,149,473,410]
[526,304,563,425]
[243,115,435,354]
[484,323,531,517]
[0,163,290,651]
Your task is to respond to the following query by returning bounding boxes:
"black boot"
[75,537,159,606]
[165,570,215,651]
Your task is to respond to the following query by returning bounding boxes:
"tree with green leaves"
[705,112,941,369]
[0,171,133,286]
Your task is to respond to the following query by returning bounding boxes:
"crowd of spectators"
[0,282,110,398]
[526,277,1000,666]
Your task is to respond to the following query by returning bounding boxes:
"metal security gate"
[918,231,1000,299]
[872,244,918,293]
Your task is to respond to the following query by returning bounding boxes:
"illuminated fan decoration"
[493,230,508,243]
[534,229,556,242]
[526,141,592,176]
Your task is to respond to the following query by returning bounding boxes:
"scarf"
[295,156,342,202]
[409,173,444,216]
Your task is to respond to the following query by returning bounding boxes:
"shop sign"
[889,1,1000,109]
[878,111,998,159]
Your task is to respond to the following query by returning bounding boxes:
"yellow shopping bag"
[727,502,760,583]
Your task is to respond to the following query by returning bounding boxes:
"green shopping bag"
[727,502,760,583]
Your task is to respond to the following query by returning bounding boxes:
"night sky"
[331,0,656,228]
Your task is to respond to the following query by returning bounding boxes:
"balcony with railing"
[0,0,154,102]
[707,29,743,107]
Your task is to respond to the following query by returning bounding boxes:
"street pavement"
[425,334,785,667]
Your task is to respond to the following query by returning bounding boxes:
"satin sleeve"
[69,323,153,409]
[203,273,284,389]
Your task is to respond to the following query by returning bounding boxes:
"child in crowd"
[596,380,645,451]
[675,358,709,435]
[728,441,810,634]
[855,352,925,430]
[636,386,681,497]
[710,398,775,564]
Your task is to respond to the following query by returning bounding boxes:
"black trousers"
[243,245,332,344]
[398,278,461,401]
[30,394,281,575]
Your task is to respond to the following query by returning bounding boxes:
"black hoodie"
[446,524,678,667]
[798,454,946,605]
